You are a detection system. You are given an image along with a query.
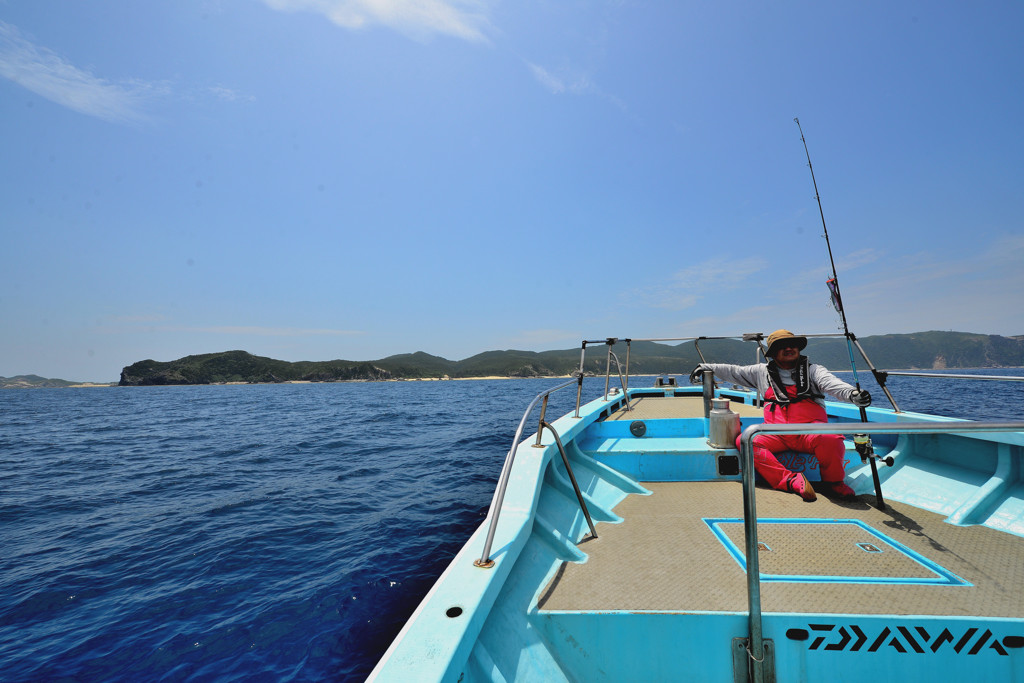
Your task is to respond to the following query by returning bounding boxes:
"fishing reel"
[853,433,895,467]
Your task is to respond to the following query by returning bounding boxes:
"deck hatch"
[703,518,970,586]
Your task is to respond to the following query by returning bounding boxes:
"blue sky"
[2,1,1022,382]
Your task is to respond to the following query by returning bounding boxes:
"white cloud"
[525,61,626,110]
[197,326,363,336]
[160,326,365,337]
[835,247,882,272]
[625,256,770,311]
[98,319,364,338]
[527,63,597,96]
[264,0,492,43]
[835,235,1024,335]
[527,62,567,94]
[205,85,256,103]
[0,20,162,124]
[507,328,582,349]
[109,314,169,324]
[661,234,1024,339]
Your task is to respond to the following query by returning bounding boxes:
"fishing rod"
[793,118,851,340]
[794,117,887,509]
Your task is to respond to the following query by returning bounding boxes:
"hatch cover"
[703,518,969,586]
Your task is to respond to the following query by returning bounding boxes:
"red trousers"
[735,432,847,490]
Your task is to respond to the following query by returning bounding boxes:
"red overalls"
[734,384,847,490]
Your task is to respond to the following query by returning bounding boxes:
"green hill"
[803,332,1024,371]
[118,351,392,385]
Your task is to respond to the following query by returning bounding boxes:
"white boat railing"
[475,377,593,568]
[881,370,1024,381]
[574,335,759,415]
[580,333,1024,416]
[737,420,1024,683]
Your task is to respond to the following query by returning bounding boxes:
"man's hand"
[851,389,871,407]
[689,365,707,384]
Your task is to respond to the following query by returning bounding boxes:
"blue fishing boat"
[368,334,1024,681]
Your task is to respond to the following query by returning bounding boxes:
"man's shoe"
[787,473,816,502]
[821,480,856,499]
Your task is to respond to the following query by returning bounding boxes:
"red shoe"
[786,473,816,502]
[821,480,856,499]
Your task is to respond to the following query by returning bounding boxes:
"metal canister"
[708,397,741,449]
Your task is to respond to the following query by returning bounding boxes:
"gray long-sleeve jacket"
[700,361,857,410]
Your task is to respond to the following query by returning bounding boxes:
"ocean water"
[2,372,1022,681]
[833,368,1024,422]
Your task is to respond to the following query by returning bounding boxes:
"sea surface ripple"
[1,372,1021,681]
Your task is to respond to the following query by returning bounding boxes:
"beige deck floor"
[608,395,764,420]
[538,481,1024,618]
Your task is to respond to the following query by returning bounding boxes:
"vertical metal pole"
[609,351,632,411]
[476,378,579,567]
[850,336,901,412]
[868,451,886,511]
[603,339,614,400]
[542,423,597,539]
[754,342,765,406]
[624,340,631,395]
[534,395,549,447]
[702,369,715,418]
[740,427,765,683]
[574,342,586,418]
[694,338,708,364]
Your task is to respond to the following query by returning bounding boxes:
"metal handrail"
[540,421,597,540]
[475,377,579,568]
[737,420,1024,683]
[590,333,830,403]
[884,371,1024,381]
[603,350,631,406]
[581,332,1024,418]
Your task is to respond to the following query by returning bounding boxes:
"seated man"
[694,329,870,501]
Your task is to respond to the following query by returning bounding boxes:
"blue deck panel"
[704,518,970,586]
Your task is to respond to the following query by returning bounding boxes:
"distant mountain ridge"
[6,331,1021,388]
[0,375,81,389]
[114,331,1024,386]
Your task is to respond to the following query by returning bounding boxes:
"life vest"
[763,357,827,424]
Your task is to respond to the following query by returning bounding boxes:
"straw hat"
[765,329,807,357]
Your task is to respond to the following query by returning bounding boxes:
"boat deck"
[608,394,764,420]
[537,481,1024,618]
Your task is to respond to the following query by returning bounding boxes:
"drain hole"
[446,607,463,618]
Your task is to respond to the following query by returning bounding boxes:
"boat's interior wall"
[535,611,745,682]
[463,427,651,682]
[370,387,629,681]
[464,524,571,682]
[913,433,1000,472]
[874,433,1024,537]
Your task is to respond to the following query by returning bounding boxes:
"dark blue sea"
[2,371,1022,681]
